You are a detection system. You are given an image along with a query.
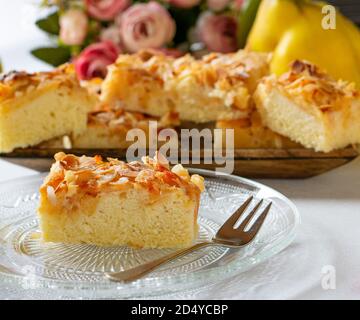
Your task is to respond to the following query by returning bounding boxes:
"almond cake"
[40,108,179,149]
[101,49,270,123]
[216,111,300,149]
[43,106,180,149]
[38,152,204,248]
[74,108,179,149]
[254,60,360,152]
[0,65,95,153]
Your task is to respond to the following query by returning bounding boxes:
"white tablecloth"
[1,0,360,300]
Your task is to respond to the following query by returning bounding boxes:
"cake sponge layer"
[39,188,198,248]
[216,112,301,149]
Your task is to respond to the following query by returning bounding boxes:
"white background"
[1,0,360,300]
[0,0,51,73]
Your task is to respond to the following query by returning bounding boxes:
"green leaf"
[31,47,71,67]
[237,0,262,49]
[35,11,60,35]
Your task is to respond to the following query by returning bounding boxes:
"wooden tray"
[1,147,358,179]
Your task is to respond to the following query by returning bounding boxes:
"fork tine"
[219,196,253,231]
[247,202,272,237]
[237,199,263,231]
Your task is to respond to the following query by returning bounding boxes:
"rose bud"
[60,9,88,46]
[207,0,230,11]
[119,2,176,53]
[196,12,238,53]
[75,41,120,80]
[100,25,123,50]
[165,0,201,9]
[85,0,130,21]
[233,0,245,10]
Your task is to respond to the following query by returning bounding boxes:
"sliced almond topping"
[44,153,205,201]
[135,169,156,183]
[116,177,129,184]
[154,151,169,169]
[97,170,118,184]
[171,164,190,181]
[46,186,57,206]
[190,174,205,192]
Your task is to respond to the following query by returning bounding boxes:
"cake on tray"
[0,65,95,153]
[43,106,180,149]
[254,60,360,152]
[216,111,301,149]
[101,49,270,123]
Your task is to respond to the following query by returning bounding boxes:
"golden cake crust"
[270,60,358,115]
[101,49,270,123]
[86,106,180,133]
[40,152,204,211]
[0,64,79,106]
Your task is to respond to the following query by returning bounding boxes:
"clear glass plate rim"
[0,169,300,295]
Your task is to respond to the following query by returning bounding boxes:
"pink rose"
[59,9,88,45]
[75,41,120,80]
[85,0,130,21]
[207,0,230,11]
[196,12,238,53]
[233,0,245,10]
[165,0,201,9]
[119,2,176,53]
[100,25,123,49]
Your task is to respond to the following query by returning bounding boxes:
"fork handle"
[105,242,213,282]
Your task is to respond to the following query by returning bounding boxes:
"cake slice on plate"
[38,152,204,248]
[0,65,95,153]
[101,49,269,123]
[254,60,360,152]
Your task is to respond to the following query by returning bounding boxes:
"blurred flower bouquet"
[32,0,260,80]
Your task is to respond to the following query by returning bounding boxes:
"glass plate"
[0,169,299,299]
